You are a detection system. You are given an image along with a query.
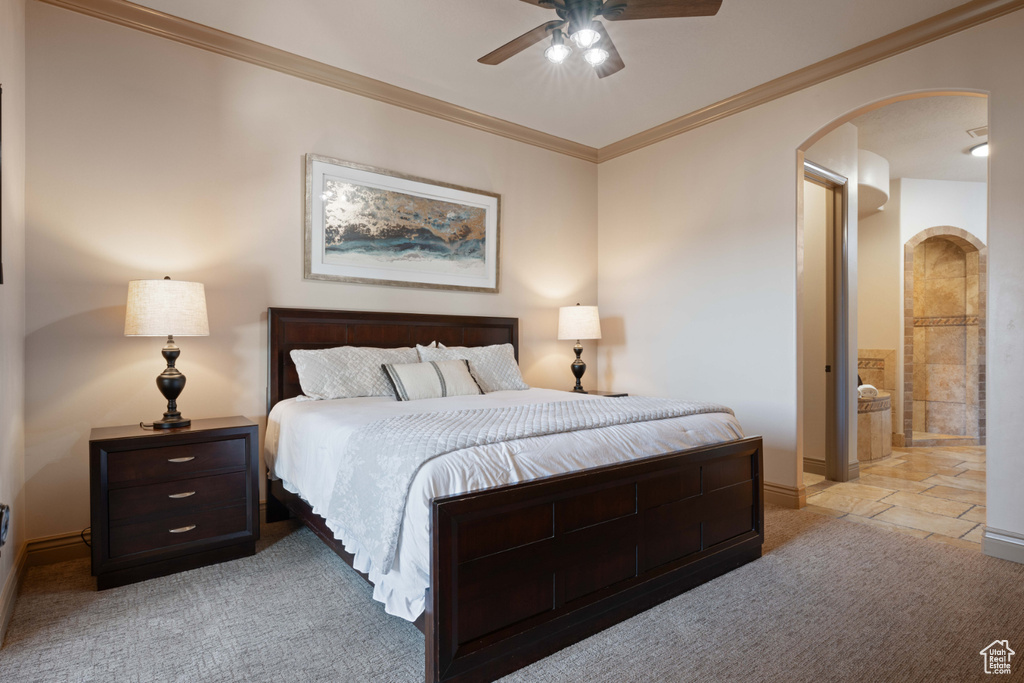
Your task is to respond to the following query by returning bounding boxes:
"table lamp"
[557,303,602,393]
[124,276,209,429]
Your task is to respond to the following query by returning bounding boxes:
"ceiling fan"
[478,0,723,78]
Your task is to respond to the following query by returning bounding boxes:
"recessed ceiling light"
[970,142,989,157]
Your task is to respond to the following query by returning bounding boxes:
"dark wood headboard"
[267,308,519,411]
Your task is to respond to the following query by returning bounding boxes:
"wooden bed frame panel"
[265,307,764,683]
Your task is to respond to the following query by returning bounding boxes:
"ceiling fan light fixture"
[970,142,989,157]
[583,47,609,67]
[570,26,601,49]
[544,29,572,64]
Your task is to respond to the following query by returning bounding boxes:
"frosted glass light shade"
[124,279,210,336]
[570,27,601,49]
[583,47,609,66]
[545,42,572,64]
[558,305,602,340]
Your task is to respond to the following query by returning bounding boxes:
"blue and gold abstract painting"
[321,180,486,277]
[305,154,500,292]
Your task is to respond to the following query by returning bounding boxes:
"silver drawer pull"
[168,491,196,499]
[169,525,196,534]
[167,456,195,463]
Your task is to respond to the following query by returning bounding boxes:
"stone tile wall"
[903,228,986,446]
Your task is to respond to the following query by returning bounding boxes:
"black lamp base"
[152,416,191,430]
[570,340,588,393]
[151,335,191,430]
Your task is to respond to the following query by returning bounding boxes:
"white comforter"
[265,388,744,622]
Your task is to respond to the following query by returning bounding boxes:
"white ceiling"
[134,0,969,148]
[852,96,988,183]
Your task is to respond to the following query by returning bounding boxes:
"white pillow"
[290,346,418,399]
[382,359,483,401]
[416,343,529,393]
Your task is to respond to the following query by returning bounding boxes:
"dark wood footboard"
[427,435,763,683]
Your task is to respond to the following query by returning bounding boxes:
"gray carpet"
[1,506,1022,682]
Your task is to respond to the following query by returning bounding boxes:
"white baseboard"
[1,543,28,646]
[983,527,1024,565]
[764,481,807,509]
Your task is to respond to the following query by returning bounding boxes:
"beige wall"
[24,3,598,540]
[0,0,27,628]
[598,10,1024,550]
[858,179,902,352]
[900,178,987,244]
[858,178,903,422]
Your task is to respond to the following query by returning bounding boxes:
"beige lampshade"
[557,304,602,341]
[124,278,210,337]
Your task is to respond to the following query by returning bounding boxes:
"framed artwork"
[305,154,500,292]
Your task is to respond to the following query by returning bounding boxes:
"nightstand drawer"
[108,471,247,522]
[107,438,246,485]
[108,502,249,558]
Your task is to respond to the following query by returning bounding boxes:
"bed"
[265,307,764,683]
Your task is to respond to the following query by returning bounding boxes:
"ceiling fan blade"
[592,22,625,78]
[479,19,566,65]
[601,0,722,21]
[518,0,560,7]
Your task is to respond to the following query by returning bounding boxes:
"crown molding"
[597,0,1024,162]
[37,0,600,163]
[38,0,1024,165]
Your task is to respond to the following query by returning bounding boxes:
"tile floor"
[802,445,986,550]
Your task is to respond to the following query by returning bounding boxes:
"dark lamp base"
[150,336,191,431]
[572,387,588,393]
[570,340,588,393]
[152,417,191,430]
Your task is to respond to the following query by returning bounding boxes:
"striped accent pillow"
[382,360,483,401]
[415,343,528,393]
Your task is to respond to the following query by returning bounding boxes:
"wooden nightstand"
[89,416,259,589]
[586,390,628,398]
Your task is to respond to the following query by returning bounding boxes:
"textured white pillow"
[382,359,483,401]
[416,343,529,393]
[290,346,418,399]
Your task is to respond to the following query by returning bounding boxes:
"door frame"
[803,160,853,482]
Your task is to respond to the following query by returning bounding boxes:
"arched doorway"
[797,91,990,550]
[904,226,987,447]
[796,90,988,480]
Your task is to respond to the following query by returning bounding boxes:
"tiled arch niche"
[904,226,986,447]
